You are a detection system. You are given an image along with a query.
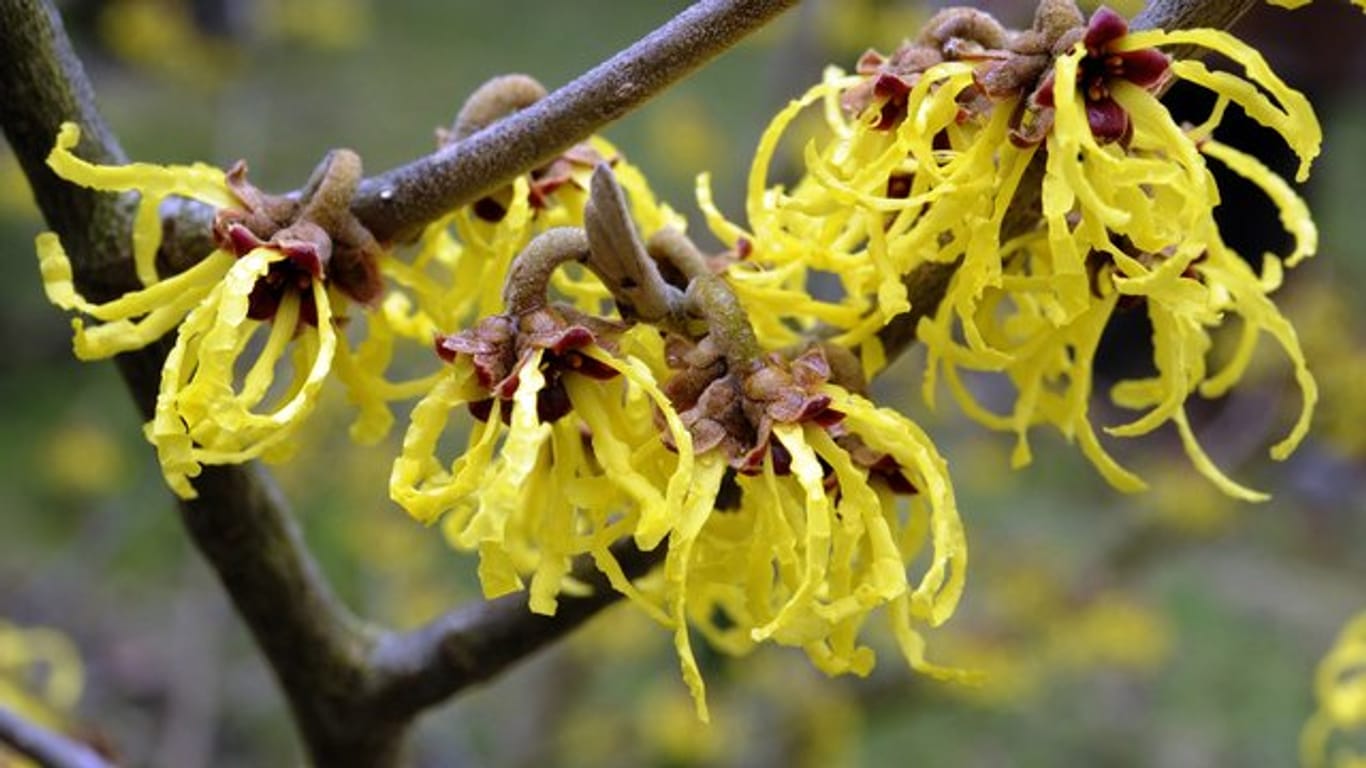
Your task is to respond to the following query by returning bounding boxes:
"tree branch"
[0,706,110,768]
[1132,0,1258,36]
[3,0,1264,762]
[364,541,661,717]
[0,0,129,299]
[352,0,799,243]
[1,1,381,763]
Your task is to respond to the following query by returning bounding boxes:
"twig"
[0,705,110,768]
[364,541,661,717]
[1132,0,1257,36]
[352,0,800,242]
[0,0,129,298]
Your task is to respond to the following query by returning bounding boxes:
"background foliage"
[1,0,1363,765]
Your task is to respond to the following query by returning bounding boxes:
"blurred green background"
[2,0,1364,765]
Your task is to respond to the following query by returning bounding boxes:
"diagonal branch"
[351,0,800,242]
[364,541,661,717]
[0,705,111,768]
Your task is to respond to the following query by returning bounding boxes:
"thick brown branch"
[1,2,381,764]
[0,0,130,299]
[351,0,799,242]
[0,706,110,768]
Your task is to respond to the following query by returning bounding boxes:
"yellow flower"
[389,314,693,617]
[37,123,417,498]
[697,61,1013,375]
[1302,611,1366,768]
[0,620,84,734]
[932,18,1321,498]
[762,8,1324,498]
[639,343,970,719]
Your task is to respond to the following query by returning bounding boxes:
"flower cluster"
[703,1,1322,498]
[38,124,419,497]
[35,0,1335,724]
[389,169,969,717]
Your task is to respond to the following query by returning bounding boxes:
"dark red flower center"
[1034,6,1169,145]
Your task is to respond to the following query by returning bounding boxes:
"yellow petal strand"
[887,594,981,683]
[47,122,237,208]
[332,311,444,447]
[189,286,336,464]
[754,423,833,642]
[37,232,234,356]
[666,453,727,723]
[807,427,906,602]
[1200,139,1317,267]
[1107,305,1196,437]
[582,346,696,551]
[150,250,276,483]
[830,389,965,626]
[564,374,669,527]
[745,74,862,228]
[459,351,551,548]
[694,172,748,247]
[236,293,299,410]
[147,284,220,499]
[527,419,582,616]
[390,364,506,528]
[1117,28,1322,180]
[1196,257,1317,460]
[132,193,166,285]
[388,363,483,523]
[1172,406,1269,503]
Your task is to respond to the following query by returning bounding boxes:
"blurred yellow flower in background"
[38,421,128,498]
[0,621,85,764]
[1303,611,1366,768]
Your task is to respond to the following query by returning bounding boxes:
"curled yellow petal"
[1119,30,1321,181]
[46,122,237,208]
[37,232,233,359]
[1200,138,1317,267]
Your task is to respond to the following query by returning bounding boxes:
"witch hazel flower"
[389,226,698,617]
[391,161,972,721]
[390,76,686,343]
[942,5,1323,498]
[653,332,970,719]
[37,123,421,497]
[712,1,1323,499]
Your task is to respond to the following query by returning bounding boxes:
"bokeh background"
[2,0,1364,765]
